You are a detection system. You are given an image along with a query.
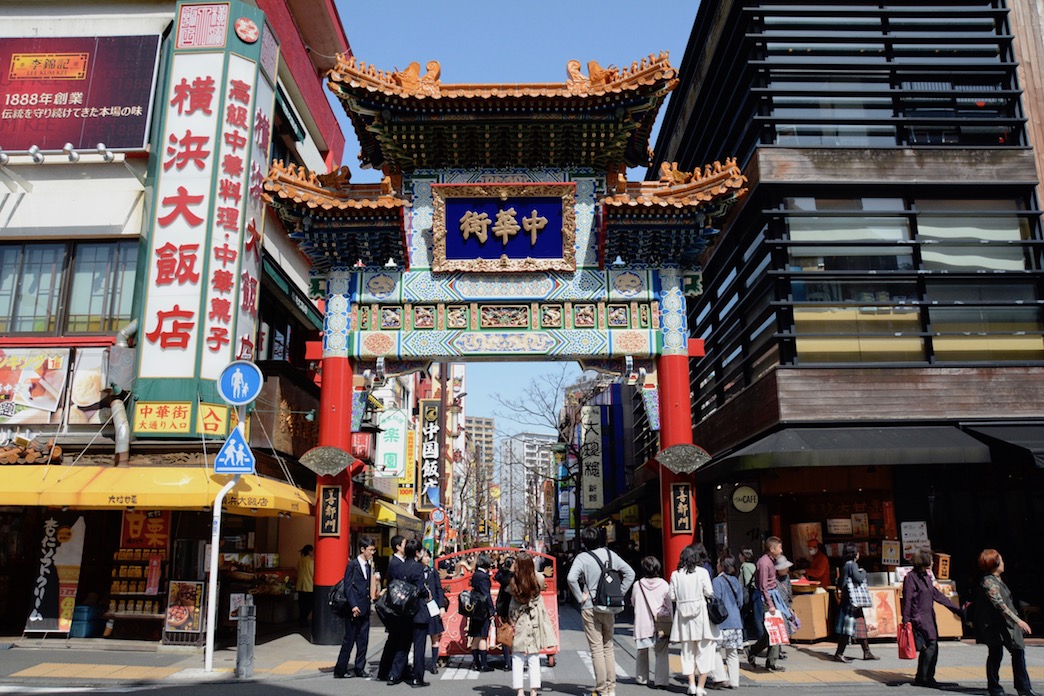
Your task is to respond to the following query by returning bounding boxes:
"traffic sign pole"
[205,468,240,673]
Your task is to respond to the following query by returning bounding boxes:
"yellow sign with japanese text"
[133,402,192,434]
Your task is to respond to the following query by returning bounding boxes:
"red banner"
[0,35,160,151]
[120,510,171,551]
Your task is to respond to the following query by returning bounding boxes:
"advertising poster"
[0,348,71,425]
[67,348,108,425]
[165,581,204,633]
[882,539,902,566]
[24,513,86,633]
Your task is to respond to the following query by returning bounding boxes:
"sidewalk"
[3,606,1044,690]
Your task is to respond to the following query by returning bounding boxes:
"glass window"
[916,199,1030,272]
[793,278,917,304]
[931,307,1044,361]
[788,246,915,272]
[12,244,65,333]
[794,305,924,363]
[67,241,137,333]
[0,241,134,336]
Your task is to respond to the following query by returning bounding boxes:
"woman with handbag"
[710,555,744,689]
[420,549,447,675]
[507,554,557,696]
[670,544,721,696]
[901,548,963,688]
[833,543,879,662]
[467,552,496,672]
[975,549,1039,696]
[631,555,673,688]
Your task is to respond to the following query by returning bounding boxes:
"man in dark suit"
[376,535,407,682]
[386,538,429,687]
[333,536,377,679]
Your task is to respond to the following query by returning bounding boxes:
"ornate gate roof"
[327,53,678,171]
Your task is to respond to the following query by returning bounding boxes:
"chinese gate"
[264,53,746,643]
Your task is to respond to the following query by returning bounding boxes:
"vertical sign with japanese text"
[580,406,603,513]
[670,482,694,535]
[135,0,279,436]
[318,485,341,538]
[375,408,408,478]
[24,514,86,634]
[398,429,417,504]
[417,399,441,511]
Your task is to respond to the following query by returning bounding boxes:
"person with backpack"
[631,555,672,689]
[567,526,636,696]
[467,552,496,672]
[334,536,377,679]
[385,539,429,687]
[975,548,1039,696]
[377,534,408,682]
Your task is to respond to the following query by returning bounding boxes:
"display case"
[104,548,167,639]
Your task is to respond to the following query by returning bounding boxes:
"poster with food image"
[0,348,71,425]
[165,581,204,633]
[67,349,108,424]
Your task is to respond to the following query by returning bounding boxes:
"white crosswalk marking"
[439,663,479,680]
[577,650,630,678]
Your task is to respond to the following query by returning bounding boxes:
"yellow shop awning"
[0,465,314,517]
[375,500,423,532]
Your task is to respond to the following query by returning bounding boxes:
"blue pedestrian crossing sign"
[218,360,264,406]
[214,425,255,474]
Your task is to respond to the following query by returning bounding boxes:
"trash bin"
[70,606,104,638]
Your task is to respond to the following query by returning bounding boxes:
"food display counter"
[791,590,830,642]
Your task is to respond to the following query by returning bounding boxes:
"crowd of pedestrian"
[328,531,1038,696]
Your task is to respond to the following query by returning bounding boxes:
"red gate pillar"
[657,352,695,576]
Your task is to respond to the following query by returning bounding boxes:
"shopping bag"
[898,621,917,660]
[763,612,791,646]
[847,578,873,608]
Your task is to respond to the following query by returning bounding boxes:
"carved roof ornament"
[329,51,676,100]
[262,159,408,211]
[603,157,749,209]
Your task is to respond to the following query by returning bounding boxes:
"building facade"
[654,0,1044,613]
[0,0,349,641]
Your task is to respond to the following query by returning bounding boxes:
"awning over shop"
[0,465,314,517]
[351,504,378,526]
[963,424,1044,468]
[375,499,423,533]
[703,426,991,478]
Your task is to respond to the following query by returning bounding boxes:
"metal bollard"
[235,595,256,679]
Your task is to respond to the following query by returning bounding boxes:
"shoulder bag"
[638,581,672,638]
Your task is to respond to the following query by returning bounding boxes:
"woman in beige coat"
[670,544,721,696]
[508,554,557,696]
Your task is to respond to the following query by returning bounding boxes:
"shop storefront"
[697,425,1001,641]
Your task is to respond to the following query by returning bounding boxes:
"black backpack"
[375,578,420,622]
[329,578,351,618]
[458,589,475,617]
[588,550,626,613]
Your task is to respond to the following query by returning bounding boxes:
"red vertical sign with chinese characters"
[135,1,278,437]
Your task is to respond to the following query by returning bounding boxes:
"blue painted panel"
[444,197,564,261]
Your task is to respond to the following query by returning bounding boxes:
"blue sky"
[328,0,699,435]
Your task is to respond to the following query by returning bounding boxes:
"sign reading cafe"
[431,183,577,273]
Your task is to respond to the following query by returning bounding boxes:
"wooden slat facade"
[694,366,1044,456]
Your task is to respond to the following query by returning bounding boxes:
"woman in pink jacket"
[631,556,673,688]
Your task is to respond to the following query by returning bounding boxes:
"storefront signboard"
[397,429,416,504]
[417,399,441,511]
[731,485,758,513]
[900,520,930,561]
[0,35,161,151]
[24,513,85,634]
[120,510,171,551]
[318,484,341,537]
[165,580,204,632]
[375,408,408,477]
[580,405,604,513]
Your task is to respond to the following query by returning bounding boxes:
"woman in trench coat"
[507,554,557,696]
[670,544,721,696]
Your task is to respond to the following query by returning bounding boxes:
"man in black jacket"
[376,535,407,682]
[333,536,376,679]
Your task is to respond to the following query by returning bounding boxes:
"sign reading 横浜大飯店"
[133,0,279,438]
[431,183,576,273]
[0,35,161,151]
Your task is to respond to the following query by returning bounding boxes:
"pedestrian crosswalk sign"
[214,425,255,474]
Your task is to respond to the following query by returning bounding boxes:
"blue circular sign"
[217,360,264,406]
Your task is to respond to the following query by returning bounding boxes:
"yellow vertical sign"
[398,428,416,504]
